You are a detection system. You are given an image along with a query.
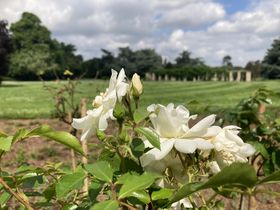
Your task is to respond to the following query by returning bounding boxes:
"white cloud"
[0,0,280,66]
[158,2,225,28]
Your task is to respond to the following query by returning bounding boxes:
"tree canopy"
[262,37,280,79]
[0,20,12,83]
[9,12,83,80]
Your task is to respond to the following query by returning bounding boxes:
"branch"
[0,177,34,210]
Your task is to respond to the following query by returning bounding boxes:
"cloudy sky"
[1,0,280,66]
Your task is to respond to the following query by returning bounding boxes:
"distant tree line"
[0,12,280,81]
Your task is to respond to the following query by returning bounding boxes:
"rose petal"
[174,138,214,154]
[140,140,175,167]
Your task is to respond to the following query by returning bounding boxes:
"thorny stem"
[0,177,34,210]
[177,151,186,169]
[239,194,245,210]
[111,183,117,200]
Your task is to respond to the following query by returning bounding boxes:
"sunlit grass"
[0,80,279,118]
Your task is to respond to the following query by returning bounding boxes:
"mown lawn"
[0,80,279,118]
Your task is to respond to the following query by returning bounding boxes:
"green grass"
[0,80,279,119]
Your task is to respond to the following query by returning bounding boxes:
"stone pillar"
[229,71,233,81]
[164,74,169,81]
[212,73,217,81]
[158,75,162,81]
[197,76,200,81]
[236,71,241,82]
[221,73,225,81]
[151,73,156,81]
[245,71,252,82]
[145,73,150,80]
[193,77,196,82]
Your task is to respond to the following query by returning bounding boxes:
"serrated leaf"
[258,170,280,184]
[130,190,150,204]
[90,200,118,210]
[84,161,113,183]
[170,163,257,204]
[88,180,103,202]
[152,188,175,200]
[28,125,83,155]
[55,171,86,199]
[118,172,155,199]
[0,136,12,151]
[131,138,145,157]
[135,127,160,150]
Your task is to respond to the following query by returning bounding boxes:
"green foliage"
[9,12,83,80]
[29,125,84,155]
[117,172,156,199]
[85,161,113,183]
[55,170,86,199]
[170,163,257,204]
[262,37,280,79]
[1,72,280,210]
[90,200,119,210]
[0,20,12,82]
[0,136,12,151]
[135,127,160,149]
[225,87,280,175]
[9,45,57,80]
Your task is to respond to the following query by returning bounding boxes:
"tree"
[245,60,261,79]
[50,40,83,77]
[222,55,233,70]
[10,12,51,50]
[133,49,162,76]
[9,45,57,80]
[9,12,83,80]
[175,50,204,67]
[262,37,280,79]
[0,20,12,84]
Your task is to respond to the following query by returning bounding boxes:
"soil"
[0,119,279,209]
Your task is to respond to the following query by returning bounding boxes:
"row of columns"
[145,70,252,82]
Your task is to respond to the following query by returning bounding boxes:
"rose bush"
[1,68,280,210]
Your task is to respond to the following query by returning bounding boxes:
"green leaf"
[133,110,147,124]
[203,163,257,188]
[249,141,269,159]
[43,184,55,202]
[170,163,257,204]
[0,137,12,151]
[131,138,145,157]
[152,188,175,201]
[12,128,29,143]
[84,161,113,183]
[88,180,103,202]
[28,125,83,155]
[55,171,86,199]
[0,191,11,206]
[258,170,280,184]
[135,127,160,150]
[90,200,119,210]
[130,190,150,204]
[118,172,155,199]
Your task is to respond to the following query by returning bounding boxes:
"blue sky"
[216,0,251,14]
[1,0,280,66]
